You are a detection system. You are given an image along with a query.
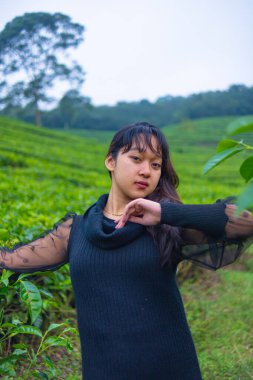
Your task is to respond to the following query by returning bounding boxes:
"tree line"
[1,84,253,130]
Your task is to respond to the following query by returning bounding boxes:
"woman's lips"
[135,182,148,189]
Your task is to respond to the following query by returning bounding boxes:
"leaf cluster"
[203,117,253,210]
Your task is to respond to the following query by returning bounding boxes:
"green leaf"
[16,271,51,281]
[237,181,253,212]
[0,228,9,240]
[33,371,49,380]
[11,318,23,326]
[31,347,37,361]
[20,280,42,324]
[66,340,73,352]
[61,327,78,335]
[12,348,27,356]
[0,269,13,286]
[1,322,17,328]
[202,146,244,175]
[227,118,253,135]
[42,336,67,348]
[12,343,28,350]
[41,355,55,369]
[0,349,27,368]
[10,325,42,338]
[0,355,18,379]
[0,361,16,376]
[39,289,53,299]
[47,323,65,333]
[240,157,253,183]
[216,139,242,153]
[0,287,8,296]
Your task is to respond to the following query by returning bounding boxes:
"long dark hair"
[105,121,182,269]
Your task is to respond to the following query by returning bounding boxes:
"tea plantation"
[0,115,252,379]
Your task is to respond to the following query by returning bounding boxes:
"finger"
[114,199,144,229]
[120,205,139,225]
[128,215,144,224]
[115,214,144,229]
[115,206,140,229]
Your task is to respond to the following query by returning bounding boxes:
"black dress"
[1,194,252,379]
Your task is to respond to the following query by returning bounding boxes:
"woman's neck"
[103,188,131,216]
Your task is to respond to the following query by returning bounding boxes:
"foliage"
[203,116,253,210]
[0,12,85,125]
[1,84,253,130]
[181,269,253,379]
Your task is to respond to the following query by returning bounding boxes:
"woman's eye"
[153,163,161,169]
[131,156,140,161]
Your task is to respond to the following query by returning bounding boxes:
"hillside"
[64,115,253,202]
[1,114,252,236]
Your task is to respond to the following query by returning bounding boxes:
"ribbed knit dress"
[67,194,248,380]
[1,194,252,380]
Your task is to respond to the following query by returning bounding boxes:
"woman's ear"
[105,155,116,172]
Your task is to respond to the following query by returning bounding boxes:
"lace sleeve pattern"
[0,212,76,274]
[159,198,253,271]
[180,233,252,271]
[180,201,253,271]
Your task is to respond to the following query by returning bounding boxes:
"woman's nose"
[139,162,151,176]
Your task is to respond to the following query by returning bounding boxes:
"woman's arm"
[0,212,76,274]
[159,199,253,238]
[176,202,253,270]
[175,202,253,243]
[114,197,253,270]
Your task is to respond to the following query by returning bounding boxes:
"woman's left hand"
[114,198,161,229]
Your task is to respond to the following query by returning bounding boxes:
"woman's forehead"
[128,146,162,158]
[123,134,162,156]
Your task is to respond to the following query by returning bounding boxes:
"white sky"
[0,0,253,106]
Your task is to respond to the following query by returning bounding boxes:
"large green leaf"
[240,157,253,183]
[237,181,253,211]
[9,325,42,338]
[202,146,244,175]
[227,118,253,135]
[42,336,68,348]
[216,139,242,153]
[20,280,42,324]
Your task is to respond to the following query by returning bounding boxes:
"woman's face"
[105,135,163,201]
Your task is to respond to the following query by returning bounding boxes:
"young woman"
[1,122,253,380]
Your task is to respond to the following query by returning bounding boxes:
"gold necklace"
[103,208,123,216]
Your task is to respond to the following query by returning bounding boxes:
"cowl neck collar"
[83,193,145,250]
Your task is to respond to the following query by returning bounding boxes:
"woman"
[1,122,253,379]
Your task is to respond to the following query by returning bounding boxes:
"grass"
[181,269,253,379]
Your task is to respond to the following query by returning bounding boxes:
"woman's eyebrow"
[129,147,162,158]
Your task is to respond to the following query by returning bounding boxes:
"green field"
[0,115,253,379]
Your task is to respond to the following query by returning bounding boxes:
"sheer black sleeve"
[0,212,76,274]
[159,199,253,270]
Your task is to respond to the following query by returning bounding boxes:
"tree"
[58,90,91,129]
[0,12,85,125]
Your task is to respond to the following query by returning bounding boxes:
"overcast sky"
[0,0,253,106]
